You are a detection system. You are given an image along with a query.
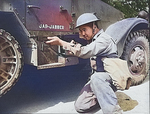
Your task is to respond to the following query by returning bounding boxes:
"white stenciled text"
[39,24,64,30]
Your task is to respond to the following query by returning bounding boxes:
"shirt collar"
[93,29,104,41]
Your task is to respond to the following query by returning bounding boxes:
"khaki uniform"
[63,29,130,113]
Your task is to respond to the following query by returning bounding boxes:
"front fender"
[105,18,149,57]
[0,11,36,65]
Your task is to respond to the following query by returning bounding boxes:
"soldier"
[46,13,123,114]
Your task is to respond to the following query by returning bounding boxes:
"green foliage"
[101,0,149,18]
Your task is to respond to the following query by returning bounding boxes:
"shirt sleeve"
[63,32,115,59]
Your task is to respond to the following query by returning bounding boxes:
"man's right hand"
[46,36,62,46]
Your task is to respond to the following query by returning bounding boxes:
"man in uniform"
[46,13,123,114]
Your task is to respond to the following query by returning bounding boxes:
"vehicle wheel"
[0,29,23,97]
[121,30,149,86]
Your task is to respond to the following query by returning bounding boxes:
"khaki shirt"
[63,29,118,71]
[63,30,132,90]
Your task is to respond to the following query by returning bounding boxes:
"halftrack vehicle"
[0,0,149,97]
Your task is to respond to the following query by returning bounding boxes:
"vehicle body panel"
[0,0,124,68]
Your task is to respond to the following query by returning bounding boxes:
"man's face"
[79,24,93,41]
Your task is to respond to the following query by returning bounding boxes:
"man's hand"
[46,36,62,46]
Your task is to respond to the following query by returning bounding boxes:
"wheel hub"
[130,47,145,73]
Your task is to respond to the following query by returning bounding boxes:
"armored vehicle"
[0,0,149,97]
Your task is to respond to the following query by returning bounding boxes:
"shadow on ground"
[0,63,91,113]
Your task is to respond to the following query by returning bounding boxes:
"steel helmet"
[75,13,100,28]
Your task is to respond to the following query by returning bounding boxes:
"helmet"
[75,13,100,28]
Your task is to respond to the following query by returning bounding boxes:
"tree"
[101,0,149,18]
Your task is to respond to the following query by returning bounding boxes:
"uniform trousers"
[74,72,122,114]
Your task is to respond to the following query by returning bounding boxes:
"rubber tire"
[121,30,149,86]
[0,29,23,97]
